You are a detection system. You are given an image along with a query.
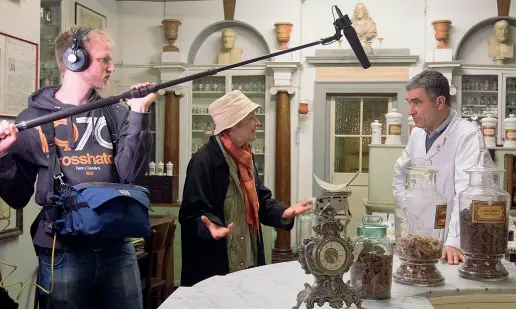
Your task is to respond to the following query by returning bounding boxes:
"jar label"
[506,129,516,141]
[482,126,496,137]
[389,124,401,135]
[434,205,447,229]
[471,201,506,224]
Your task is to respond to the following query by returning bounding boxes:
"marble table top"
[159,257,516,309]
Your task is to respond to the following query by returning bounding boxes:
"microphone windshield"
[343,26,371,69]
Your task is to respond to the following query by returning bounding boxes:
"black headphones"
[63,27,91,72]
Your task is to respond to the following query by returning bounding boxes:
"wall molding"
[306,48,419,67]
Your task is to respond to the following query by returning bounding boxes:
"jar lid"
[505,114,516,123]
[465,126,503,174]
[357,215,387,238]
[385,108,402,119]
[480,113,497,122]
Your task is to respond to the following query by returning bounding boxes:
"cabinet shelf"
[462,90,498,94]
[192,113,265,116]
[459,72,516,145]
[193,91,225,95]
[39,1,62,89]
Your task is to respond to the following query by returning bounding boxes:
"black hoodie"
[0,86,152,248]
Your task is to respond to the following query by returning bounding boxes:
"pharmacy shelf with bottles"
[40,0,63,88]
[190,72,268,183]
[458,70,516,145]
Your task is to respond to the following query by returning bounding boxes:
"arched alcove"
[187,20,271,65]
[455,16,516,64]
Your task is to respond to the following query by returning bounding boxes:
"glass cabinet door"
[40,0,62,88]
[191,75,226,153]
[231,75,267,183]
[503,75,516,120]
[460,74,499,120]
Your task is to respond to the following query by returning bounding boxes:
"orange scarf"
[219,134,260,231]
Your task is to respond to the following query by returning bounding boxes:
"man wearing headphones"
[0,26,157,308]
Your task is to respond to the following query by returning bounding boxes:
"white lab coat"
[392,115,480,249]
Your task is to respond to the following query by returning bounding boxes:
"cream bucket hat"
[209,90,261,135]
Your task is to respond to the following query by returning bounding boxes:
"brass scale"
[293,173,365,309]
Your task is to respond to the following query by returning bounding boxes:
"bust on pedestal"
[351,2,377,55]
[217,28,243,65]
[488,20,514,64]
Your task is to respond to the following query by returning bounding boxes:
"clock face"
[315,239,348,274]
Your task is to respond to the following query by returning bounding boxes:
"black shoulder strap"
[103,106,119,145]
[37,110,63,199]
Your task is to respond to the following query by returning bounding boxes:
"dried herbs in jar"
[458,129,510,281]
[351,216,393,299]
[393,158,447,286]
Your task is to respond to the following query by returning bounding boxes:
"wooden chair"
[504,154,516,266]
[504,154,516,209]
[141,219,175,309]
[159,220,176,301]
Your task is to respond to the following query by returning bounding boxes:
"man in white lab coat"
[393,70,480,265]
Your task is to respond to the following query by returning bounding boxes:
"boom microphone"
[333,5,371,69]
[14,5,370,132]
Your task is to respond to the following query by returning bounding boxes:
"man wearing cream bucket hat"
[179,90,313,287]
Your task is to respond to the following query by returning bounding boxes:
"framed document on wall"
[75,3,107,30]
[0,32,38,118]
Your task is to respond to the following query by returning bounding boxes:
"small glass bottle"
[351,215,393,299]
[458,128,510,281]
[296,203,317,248]
[393,158,448,286]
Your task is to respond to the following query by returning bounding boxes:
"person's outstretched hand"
[441,245,465,265]
[282,199,313,219]
[201,215,234,240]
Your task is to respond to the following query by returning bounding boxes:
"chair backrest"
[504,154,515,208]
[161,220,176,298]
[143,220,172,302]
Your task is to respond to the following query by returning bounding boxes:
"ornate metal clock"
[293,204,365,309]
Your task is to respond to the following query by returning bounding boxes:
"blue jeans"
[37,240,142,309]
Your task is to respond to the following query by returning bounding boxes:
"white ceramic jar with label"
[148,161,156,175]
[371,120,382,144]
[408,115,415,136]
[480,114,497,148]
[157,161,165,175]
[385,108,402,145]
[504,114,516,147]
[166,162,174,176]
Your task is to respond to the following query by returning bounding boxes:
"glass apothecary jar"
[393,158,447,286]
[458,129,510,281]
[296,206,317,248]
[350,215,393,299]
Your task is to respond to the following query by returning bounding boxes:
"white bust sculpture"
[217,28,242,65]
[488,20,514,64]
[352,2,377,54]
